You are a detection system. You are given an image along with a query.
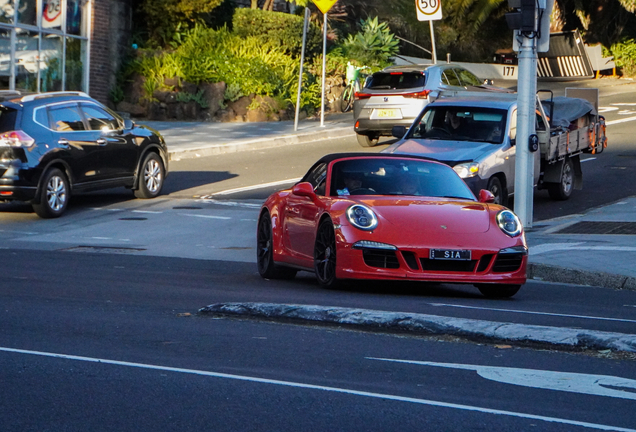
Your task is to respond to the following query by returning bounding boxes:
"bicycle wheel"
[341,84,354,113]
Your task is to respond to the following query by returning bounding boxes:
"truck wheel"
[487,176,507,206]
[356,133,379,147]
[548,158,574,200]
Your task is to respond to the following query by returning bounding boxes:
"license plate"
[376,109,398,118]
[429,249,471,260]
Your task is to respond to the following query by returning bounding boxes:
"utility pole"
[506,0,554,228]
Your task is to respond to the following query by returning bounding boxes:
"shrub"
[609,39,636,77]
[340,17,399,68]
[232,8,322,58]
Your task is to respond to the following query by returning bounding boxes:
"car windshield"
[408,106,508,144]
[364,72,426,90]
[330,158,475,199]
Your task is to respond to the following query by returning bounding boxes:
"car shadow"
[290,272,484,299]
[0,170,239,215]
[161,170,238,195]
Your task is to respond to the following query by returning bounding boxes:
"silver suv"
[353,63,508,147]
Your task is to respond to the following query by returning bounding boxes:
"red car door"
[283,193,321,261]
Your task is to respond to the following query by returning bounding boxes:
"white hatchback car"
[352,63,510,147]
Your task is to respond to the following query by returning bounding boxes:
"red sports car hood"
[355,197,491,234]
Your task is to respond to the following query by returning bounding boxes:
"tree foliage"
[340,17,399,67]
[138,0,225,47]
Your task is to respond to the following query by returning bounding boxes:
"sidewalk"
[145,113,356,161]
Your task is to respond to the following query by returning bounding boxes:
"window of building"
[0,0,90,93]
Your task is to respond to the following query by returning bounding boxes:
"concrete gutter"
[528,263,636,291]
[199,302,636,353]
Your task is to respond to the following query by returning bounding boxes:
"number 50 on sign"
[416,0,442,21]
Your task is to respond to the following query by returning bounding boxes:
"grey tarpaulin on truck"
[542,96,596,129]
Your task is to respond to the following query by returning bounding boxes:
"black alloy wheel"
[33,168,70,218]
[257,212,297,280]
[314,218,339,288]
[475,284,521,298]
[135,152,165,199]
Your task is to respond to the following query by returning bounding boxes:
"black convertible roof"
[315,152,438,165]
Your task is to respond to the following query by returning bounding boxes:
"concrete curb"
[168,126,356,161]
[528,263,636,291]
[199,302,636,353]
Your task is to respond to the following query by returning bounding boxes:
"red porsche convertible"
[257,153,527,298]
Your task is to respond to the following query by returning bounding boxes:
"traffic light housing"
[506,0,538,33]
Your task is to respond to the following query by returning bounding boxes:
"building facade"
[0,0,131,104]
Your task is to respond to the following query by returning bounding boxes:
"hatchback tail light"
[0,130,35,148]
[403,90,431,99]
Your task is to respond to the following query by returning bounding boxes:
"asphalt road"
[1,250,635,432]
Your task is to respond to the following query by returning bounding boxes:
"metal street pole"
[429,21,437,64]
[320,12,327,127]
[294,7,310,132]
[513,33,537,228]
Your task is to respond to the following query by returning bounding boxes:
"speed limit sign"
[416,0,442,21]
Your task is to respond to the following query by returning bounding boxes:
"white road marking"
[196,199,262,209]
[0,230,38,235]
[368,358,636,401]
[530,243,636,255]
[132,210,163,214]
[599,107,619,113]
[212,178,302,196]
[581,157,596,163]
[1,346,634,432]
[180,213,231,220]
[610,103,636,106]
[427,303,636,324]
[606,115,636,125]
[91,237,111,240]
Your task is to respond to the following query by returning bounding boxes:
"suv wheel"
[135,152,165,199]
[33,168,70,218]
[356,133,379,147]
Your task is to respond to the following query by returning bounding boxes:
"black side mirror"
[392,125,407,139]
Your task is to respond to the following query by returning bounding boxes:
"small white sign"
[416,0,442,21]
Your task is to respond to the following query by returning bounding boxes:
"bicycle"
[341,63,370,113]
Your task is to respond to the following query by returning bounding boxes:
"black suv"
[0,91,169,218]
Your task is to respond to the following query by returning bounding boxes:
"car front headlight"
[453,162,479,178]
[497,210,522,237]
[346,204,378,231]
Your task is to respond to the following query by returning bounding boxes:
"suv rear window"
[365,72,426,90]
[0,107,17,133]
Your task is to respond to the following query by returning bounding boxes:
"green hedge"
[232,8,322,58]
[133,25,328,112]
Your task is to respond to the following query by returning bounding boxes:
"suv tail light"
[403,90,431,99]
[354,92,372,100]
[0,130,35,148]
